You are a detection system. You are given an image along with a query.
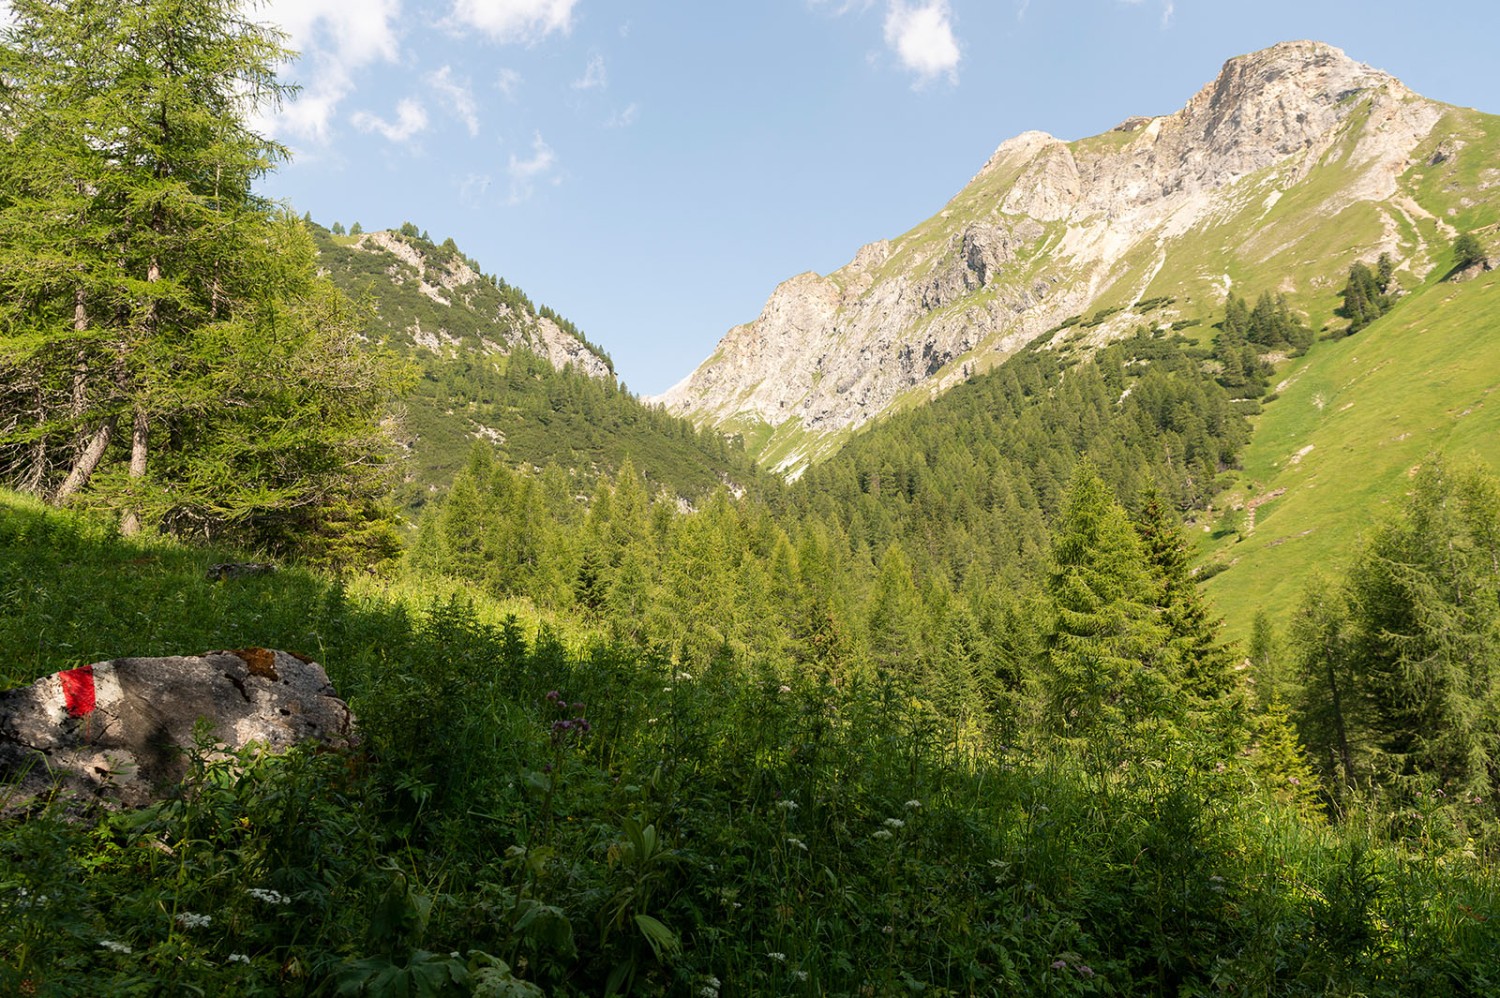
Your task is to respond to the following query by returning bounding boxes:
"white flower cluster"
[175,911,212,929]
[884,817,905,829]
[775,799,798,811]
[228,953,251,964]
[246,887,291,905]
[99,939,133,954]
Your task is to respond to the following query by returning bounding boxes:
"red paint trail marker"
[59,664,96,717]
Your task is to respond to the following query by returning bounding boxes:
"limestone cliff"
[657,41,1480,475]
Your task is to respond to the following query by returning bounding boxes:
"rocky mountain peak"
[659,41,1469,476]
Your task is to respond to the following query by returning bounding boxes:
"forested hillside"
[306,223,767,511]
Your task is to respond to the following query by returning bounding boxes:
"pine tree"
[1043,463,1172,758]
[1133,487,1245,750]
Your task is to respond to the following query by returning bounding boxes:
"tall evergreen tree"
[1042,463,1173,759]
[0,0,404,547]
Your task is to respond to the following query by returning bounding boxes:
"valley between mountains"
[3,11,1500,994]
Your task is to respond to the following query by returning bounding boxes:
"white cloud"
[351,98,429,143]
[458,172,492,206]
[428,65,480,136]
[1015,0,1031,22]
[572,54,607,91]
[448,0,579,43]
[808,0,875,14]
[883,1,960,85]
[606,102,639,128]
[257,0,402,143]
[508,132,557,203]
[496,67,523,100]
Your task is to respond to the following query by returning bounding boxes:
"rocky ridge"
[657,41,1473,475]
[333,229,612,381]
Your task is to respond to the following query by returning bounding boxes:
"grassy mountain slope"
[307,224,765,508]
[1201,259,1500,641]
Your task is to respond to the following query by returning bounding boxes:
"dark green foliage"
[4,495,1499,996]
[0,0,407,555]
[1336,256,1395,333]
[1453,230,1487,271]
[1042,464,1172,754]
[1293,460,1500,819]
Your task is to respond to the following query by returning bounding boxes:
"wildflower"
[545,690,561,703]
[675,671,693,681]
[1051,959,1068,970]
[227,953,250,964]
[768,951,786,962]
[872,829,894,840]
[883,817,905,829]
[246,888,290,905]
[794,970,809,982]
[99,939,132,954]
[881,925,894,935]
[699,989,718,998]
[904,799,921,810]
[175,912,211,929]
[786,836,807,851]
[775,799,798,811]
[778,684,792,694]
[1078,965,1095,978]
[1288,776,1301,785]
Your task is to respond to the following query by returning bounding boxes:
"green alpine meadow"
[2,2,1498,995]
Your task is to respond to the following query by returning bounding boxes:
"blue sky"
[52,2,1500,395]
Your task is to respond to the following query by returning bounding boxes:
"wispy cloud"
[883,1,960,85]
[807,0,876,14]
[606,102,640,128]
[351,98,429,144]
[428,65,480,136]
[258,0,402,143]
[572,54,607,91]
[508,132,558,203]
[458,172,492,206]
[495,68,523,100]
[448,0,579,43]
[1117,0,1175,28]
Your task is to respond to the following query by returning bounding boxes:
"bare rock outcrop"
[0,649,355,813]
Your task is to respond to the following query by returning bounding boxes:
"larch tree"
[0,0,407,552]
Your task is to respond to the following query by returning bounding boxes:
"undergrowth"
[2,497,1497,995]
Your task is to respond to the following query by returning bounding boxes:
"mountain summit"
[658,41,1480,474]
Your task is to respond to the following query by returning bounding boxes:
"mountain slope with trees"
[305,223,768,511]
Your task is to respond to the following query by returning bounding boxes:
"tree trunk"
[70,285,90,457]
[54,417,115,501]
[119,407,149,535]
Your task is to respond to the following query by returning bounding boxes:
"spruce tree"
[1043,463,1172,759]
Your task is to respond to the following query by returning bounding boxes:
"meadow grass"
[3,493,1498,995]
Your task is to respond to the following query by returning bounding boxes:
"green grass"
[1202,265,1500,642]
[5,493,1500,995]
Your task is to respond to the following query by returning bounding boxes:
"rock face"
[656,41,1474,474]
[0,649,355,812]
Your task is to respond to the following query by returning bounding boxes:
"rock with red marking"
[0,649,355,813]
